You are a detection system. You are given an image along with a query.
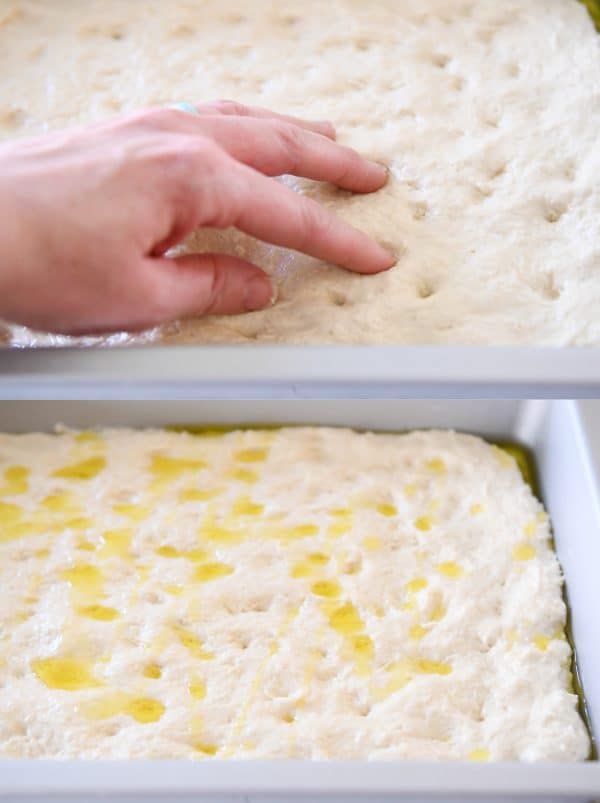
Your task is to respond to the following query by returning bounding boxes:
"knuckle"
[211,99,249,117]
[298,199,329,243]
[275,123,305,168]
[202,255,228,313]
[129,106,182,131]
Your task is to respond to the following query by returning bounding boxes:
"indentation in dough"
[477,26,496,43]
[278,14,300,26]
[329,291,349,307]
[354,38,374,52]
[0,5,24,29]
[487,161,507,180]
[169,23,196,37]
[505,61,521,78]
[417,279,437,299]
[543,198,568,224]
[472,182,493,200]
[433,53,451,68]
[411,201,429,220]
[537,273,562,301]
[0,107,25,130]
[222,12,247,24]
[450,76,465,91]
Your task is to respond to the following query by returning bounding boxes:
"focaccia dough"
[0,0,599,346]
[0,427,590,760]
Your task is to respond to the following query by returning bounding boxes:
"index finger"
[215,158,397,275]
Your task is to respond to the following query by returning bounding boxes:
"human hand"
[0,101,394,335]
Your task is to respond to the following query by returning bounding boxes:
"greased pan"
[0,400,599,802]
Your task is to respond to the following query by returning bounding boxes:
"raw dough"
[0,0,599,346]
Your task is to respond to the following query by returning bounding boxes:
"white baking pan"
[1,400,599,803]
[0,346,599,399]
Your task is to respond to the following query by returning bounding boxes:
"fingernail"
[370,160,390,179]
[244,276,274,311]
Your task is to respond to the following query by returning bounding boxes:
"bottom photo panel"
[1,400,599,803]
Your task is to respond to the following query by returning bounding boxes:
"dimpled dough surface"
[0,0,600,347]
[0,427,590,760]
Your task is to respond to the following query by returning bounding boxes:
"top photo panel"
[0,0,598,396]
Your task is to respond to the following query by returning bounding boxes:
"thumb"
[147,253,274,319]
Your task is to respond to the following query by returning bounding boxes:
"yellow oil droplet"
[414,516,433,531]
[404,484,417,497]
[469,503,483,515]
[100,529,132,559]
[75,431,103,443]
[234,448,268,463]
[125,697,165,723]
[524,519,537,537]
[228,468,258,484]
[282,713,295,724]
[61,517,94,531]
[409,623,428,640]
[232,496,264,516]
[200,524,241,544]
[430,602,446,622]
[505,628,518,646]
[84,693,165,724]
[328,602,364,635]
[291,551,329,578]
[493,446,515,469]
[31,657,101,690]
[193,742,217,755]
[311,580,341,598]
[284,523,319,539]
[413,658,452,675]
[468,749,490,762]
[156,545,178,558]
[0,465,29,496]
[53,456,106,481]
[194,562,234,583]
[77,604,119,622]
[513,543,536,561]
[62,563,103,596]
[189,679,206,699]
[0,501,23,525]
[376,503,397,517]
[382,657,451,695]
[179,487,223,502]
[328,519,352,537]
[0,520,40,544]
[406,577,428,593]
[175,627,215,659]
[363,536,381,551]
[41,492,80,513]
[156,545,208,563]
[329,508,352,517]
[143,662,162,679]
[426,458,446,474]
[290,562,312,578]
[112,503,150,521]
[164,585,184,595]
[436,562,463,579]
[533,634,552,651]
[150,454,207,479]
[537,511,548,523]
[351,634,374,675]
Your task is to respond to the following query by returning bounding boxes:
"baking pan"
[0,399,599,802]
[0,346,599,399]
